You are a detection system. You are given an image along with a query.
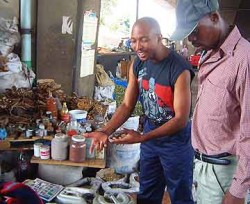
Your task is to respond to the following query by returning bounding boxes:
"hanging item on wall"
[80,10,98,78]
[82,10,98,50]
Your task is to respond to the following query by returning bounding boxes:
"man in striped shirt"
[171,0,250,204]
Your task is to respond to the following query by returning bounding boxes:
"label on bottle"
[61,113,70,122]
[40,145,50,159]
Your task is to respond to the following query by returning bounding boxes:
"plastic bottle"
[46,91,58,119]
[16,149,31,182]
[61,102,70,122]
[55,95,62,112]
[66,120,79,137]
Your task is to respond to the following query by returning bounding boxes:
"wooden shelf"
[0,136,53,151]
[31,156,106,168]
[7,135,53,142]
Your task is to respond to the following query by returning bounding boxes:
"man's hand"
[222,191,245,204]
[84,131,108,153]
[111,129,143,144]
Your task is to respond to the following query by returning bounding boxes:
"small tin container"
[40,145,50,159]
[25,128,33,138]
[46,111,52,120]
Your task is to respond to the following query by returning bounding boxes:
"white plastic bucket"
[121,116,139,131]
[69,110,87,123]
[107,143,140,174]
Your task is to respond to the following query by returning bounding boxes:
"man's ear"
[158,34,163,43]
[209,11,219,23]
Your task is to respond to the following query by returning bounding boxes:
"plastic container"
[69,110,87,123]
[85,138,95,159]
[51,133,69,161]
[34,143,43,157]
[69,135,86,162]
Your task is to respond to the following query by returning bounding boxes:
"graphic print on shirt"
[138,67,174,123]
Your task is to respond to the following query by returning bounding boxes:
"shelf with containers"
[30,134,106,168]
[0,134,106,169]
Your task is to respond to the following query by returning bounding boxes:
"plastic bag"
[0,17,20,56]
[6,53,22,73]
[0,62,35,93]
[95,64,114,87]
[94,85,115,101]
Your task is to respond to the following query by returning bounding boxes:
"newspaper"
[24,178,64,202]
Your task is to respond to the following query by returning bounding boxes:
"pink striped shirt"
[192,26,250,198]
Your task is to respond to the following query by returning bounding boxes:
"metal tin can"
[40,145,50,159]
[46,111,52,120]
[25,128,33,138]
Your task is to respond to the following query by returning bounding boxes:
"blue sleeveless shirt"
[133,51,194,124]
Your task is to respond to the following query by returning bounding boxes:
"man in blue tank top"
[85,17,194,204]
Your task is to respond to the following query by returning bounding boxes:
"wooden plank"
[30,156,106,168]
[0,140,11,150]
[7,136,53,142]
[3,147,34,151]
[0,136,53,151]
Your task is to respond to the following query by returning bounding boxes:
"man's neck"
[151,46,169,63]
[210,25,232,56]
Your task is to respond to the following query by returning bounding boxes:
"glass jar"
[51,133,69,161]
[69,135,86,162]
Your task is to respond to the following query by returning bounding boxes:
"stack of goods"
[36,79,65,112]
[0,86,37,125]
[0,77,109,143]
[0,17,35,93]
